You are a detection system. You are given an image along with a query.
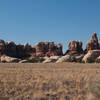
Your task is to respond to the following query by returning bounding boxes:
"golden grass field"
[0,63,100,100]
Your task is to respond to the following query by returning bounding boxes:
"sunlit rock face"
[86,32,99,52]
[34,42,45,57]
[34,42,63,57]
[65,41,83,55]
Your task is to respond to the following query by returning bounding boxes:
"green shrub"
[87,57,95,63]
[26,57,45,63]
[1,60,7,63]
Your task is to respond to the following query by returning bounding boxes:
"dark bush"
[26,57,45,63]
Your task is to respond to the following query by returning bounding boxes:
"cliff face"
[0,32,100,59]
[0,41,63,59]
[34,42,63,57]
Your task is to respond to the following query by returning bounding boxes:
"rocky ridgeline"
[0,32,100,63]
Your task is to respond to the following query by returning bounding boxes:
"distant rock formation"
[34,42,63,57]
[0,32,100,63]
[24,43,36,57]
[0,40,63,60]
[0,40,5,55]
[65,41,83,55]
[86,32,100,52]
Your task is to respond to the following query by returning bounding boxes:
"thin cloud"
[0,32,8,35]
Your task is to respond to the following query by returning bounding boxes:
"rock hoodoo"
[65,41,83,55]
[86,32,99,52]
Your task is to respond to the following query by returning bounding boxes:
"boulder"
[43,56,49,60]
[82,50,100,63]
[43,56,60,63]
[50,56,61,60]
[1,56,20,63]
[43,58,55,63]
[65,41,83,55]
[56,55,75,63]
[43,58,56,63]
[95,56,100,63]
[19,60,29,63]
[86,32,99,52]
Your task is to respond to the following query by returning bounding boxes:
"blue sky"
[0,0,100,52]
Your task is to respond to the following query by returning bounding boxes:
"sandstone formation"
[82,50,100,63]
[95,56,100,63]
[24,43,36,57]
[43,56,60,63]
[56,55,75,63]
[34,42,63,57]
[19,60,29,63]
[65,41,83,55]
[1,55,20,63]
[43,58,56,63]
[0,40,6,55]
[49,56,60,60]
[0,32,100,63]
[0,40,63,61]
[86,32,100,52]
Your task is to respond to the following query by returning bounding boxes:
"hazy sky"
[0,0,100,52]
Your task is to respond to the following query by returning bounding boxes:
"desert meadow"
[0,63,99,100]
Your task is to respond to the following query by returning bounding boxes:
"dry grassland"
[0,63,100,100]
